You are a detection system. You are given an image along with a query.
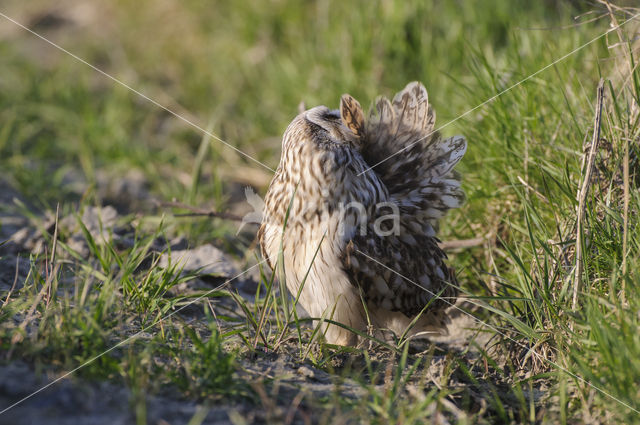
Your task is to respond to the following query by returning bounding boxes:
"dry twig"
[157,200,243,221]
[438,237,486,251]
[572,79,605,311]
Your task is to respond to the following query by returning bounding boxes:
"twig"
[1,256,21,311]
[517,175,549,203]
[46,204,60,306]
[572,79,605,311]
[156,200,243,221]
[438,237,486,251]
[621,118,630,300]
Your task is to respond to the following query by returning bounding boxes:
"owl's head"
[285,94,365,152]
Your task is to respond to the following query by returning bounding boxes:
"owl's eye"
[323,110,341,122]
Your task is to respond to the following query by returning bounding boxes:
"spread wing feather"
[341,226,458,317]
[364,82,467,229]
[339,82,466,320]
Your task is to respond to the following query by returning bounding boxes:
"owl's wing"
[340,228,458,318]
[364,82,466,228]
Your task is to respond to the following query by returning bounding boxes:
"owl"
[258,82,466,346]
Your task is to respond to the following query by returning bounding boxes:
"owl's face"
[283,95,366,153]
[305,106,361,150]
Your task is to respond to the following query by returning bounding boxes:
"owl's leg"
[368,307,450,341]
[316,288,366,346]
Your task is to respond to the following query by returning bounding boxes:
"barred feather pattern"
[364,82,466,229]
[258,82,466,346]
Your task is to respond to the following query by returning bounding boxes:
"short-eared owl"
[258,82,466,346]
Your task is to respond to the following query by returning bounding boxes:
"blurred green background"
[0,0,601,210]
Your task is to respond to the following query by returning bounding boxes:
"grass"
[1,0,640,423]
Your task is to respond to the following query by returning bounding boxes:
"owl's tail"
[363,82,466,227]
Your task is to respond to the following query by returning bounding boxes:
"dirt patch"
[0,361,242,425]
[0,177,544,424]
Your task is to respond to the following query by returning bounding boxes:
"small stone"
[296,366,315,379]
[159,244,239,278]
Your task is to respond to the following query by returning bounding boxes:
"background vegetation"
[0,0,639,423]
